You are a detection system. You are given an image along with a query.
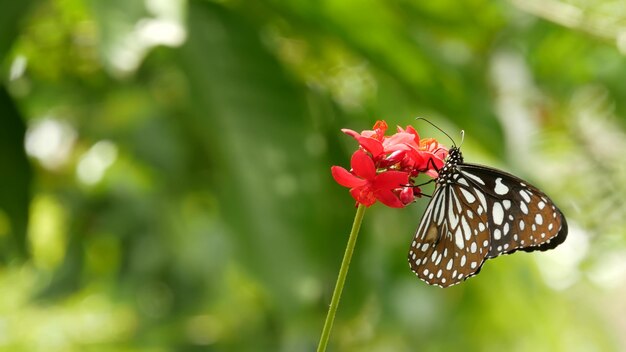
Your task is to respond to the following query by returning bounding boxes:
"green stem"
[317,204,367,352]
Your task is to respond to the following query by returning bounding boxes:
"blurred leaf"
[0,87,32,259]
[178,0,337,313]
[87,0,185,77]
[256,0,505,154]
[86,0,150,76]
[0,0,35,61]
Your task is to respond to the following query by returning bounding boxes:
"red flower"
[332,119,449,208]
[420,137,448,160]
[416,138,448,178]
[396,125,421,147]
[393,125,448,177]
[341,120,388,159]
[398,186,421,205]
[331,150,409,208]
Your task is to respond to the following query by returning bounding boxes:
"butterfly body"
[409,147,568,287]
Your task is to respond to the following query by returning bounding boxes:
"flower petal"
[405,148,425,167]
[357,136,384,158]
[420,138,448,156]
[382,150,406,166]
[350,187,376,207]
[331,166,367,188]
[351,150,376,180]
[341,128,384,158]
[341,128,360,138]
[383,132,415,152]
[399,187,415,205]
[425,169,439,178]
[372,120,388,139]
[372,170,409,190]
[421,152,445,170]
[374,189,404,208]
[405,125,420,141]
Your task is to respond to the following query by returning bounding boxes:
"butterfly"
[408,137,568,287]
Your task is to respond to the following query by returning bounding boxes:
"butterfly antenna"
[459,130,465,148]
[415,117,457,147]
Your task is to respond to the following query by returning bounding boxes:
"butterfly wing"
[457,163,568,258]
[409,162,568,287]
[408,176,492,287]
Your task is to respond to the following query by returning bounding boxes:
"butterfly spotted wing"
[408,147,568,287]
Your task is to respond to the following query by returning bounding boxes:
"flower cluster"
[331,120,448,208]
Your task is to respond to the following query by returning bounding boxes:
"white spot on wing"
[535,213,543,225]
[455,227,464,249]
[492,202,504,225]
[460,188,476,204]
[519,190,531,203]
[462,216,471,241]
[494,178,509,195]
[457,177,469,187]
[520,202,529,214]
[451,189,462,214]
[475,191,487,210]
[448,198,459,229]
[431,250,438,262]
[462,171,485,185]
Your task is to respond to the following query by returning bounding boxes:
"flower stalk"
[316,204,366,352]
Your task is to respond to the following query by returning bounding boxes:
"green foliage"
[0,87,31,258]
[0,0,35,60]
[1,0,626,351]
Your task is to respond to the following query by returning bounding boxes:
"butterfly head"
[447,146,463,165]
[436,147,463,185]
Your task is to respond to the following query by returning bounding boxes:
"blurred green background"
[1,0,626,351]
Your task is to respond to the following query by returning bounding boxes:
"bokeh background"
[1,0,626,351]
